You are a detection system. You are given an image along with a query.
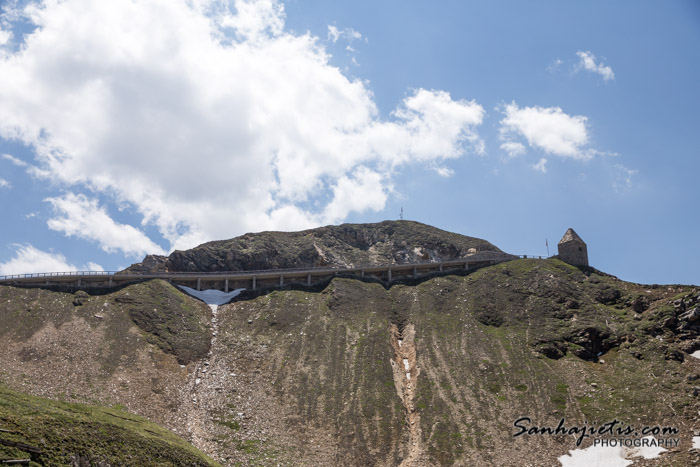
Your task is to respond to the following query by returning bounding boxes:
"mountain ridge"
[122,220,504,274]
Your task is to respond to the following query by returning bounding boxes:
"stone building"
[557,228,588,266]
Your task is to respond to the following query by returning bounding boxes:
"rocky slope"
[122,220,502,273]
[1,223,699,465]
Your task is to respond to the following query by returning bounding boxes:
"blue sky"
[0,0,698,285]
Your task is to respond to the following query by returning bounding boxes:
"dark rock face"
[118,254,168,274]
[122,220,502,273]
[72,290,89,307]
[567,325,620,361]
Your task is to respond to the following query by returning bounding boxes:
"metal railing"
[0,252,548,282]
[0,270,118,280]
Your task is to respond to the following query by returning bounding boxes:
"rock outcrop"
[121,220,502,274]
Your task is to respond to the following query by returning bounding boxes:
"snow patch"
[693,436,700,450]
[559,436,669,467]
[690,350,700,359]
[178,286,245,306]
[558,445,631,467]
[625,436,668,459]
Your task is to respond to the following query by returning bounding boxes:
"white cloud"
[0,28,10,47]
[0,243,103,275]
[84,261,103,271]
[327,25,340,42]
[327,25,362,43]
[546,58,563,72]
[532,158,547,173]
[576,51,614,81]
[612,164,637,192]
[322,167,388,224]
[499,103,591,160]
[0,177,10,188]
[0,0,484,253]
[431,165,454,177]
[500,141,526,158]
[215,0,284,41]
[45,193,167,258]
[1,153,27,166]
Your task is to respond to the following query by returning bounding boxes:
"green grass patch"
[0,385,220,466]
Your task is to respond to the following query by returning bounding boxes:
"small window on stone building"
[578,247,582,251]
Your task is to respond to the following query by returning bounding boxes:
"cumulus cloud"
[0,176,10,188]
[45,193,167,257]
[0,243,103,275]
[322,167,388,224]
[576,51,614,81]
[499,103,591,160]
[0,0,484,252]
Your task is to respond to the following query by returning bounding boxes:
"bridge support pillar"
[252,276,256,290]
[197,278,201,291]
[46,279,50,286]
[307,273,311,286]
[387,268,392,281]
[279,275,284,286]
[108,277,113,287]
[464,262,469,270]
[413,267,417,278]
[225,278,229,293]
[77,278,81,287]
[361,270,365,278]
[439,264,443,272]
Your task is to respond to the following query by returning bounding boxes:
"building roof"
[558,228,585,245]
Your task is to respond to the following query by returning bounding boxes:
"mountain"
[1,222,699,466]
[122,220,503,273]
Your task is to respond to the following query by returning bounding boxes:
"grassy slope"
[0,385,220,466]
[0,280,212,457]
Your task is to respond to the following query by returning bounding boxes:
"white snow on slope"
[178,286,245,310]
[558,445,631,467]
[559,436,669,467]
[691,350,700,359]
[625,437,668,460]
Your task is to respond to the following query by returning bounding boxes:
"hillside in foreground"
[0,385,219,466]
[1,222,699,465]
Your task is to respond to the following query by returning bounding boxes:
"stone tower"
[557,228,588,266]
